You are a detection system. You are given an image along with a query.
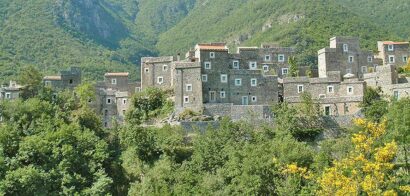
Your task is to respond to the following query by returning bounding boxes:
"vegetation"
[0,79,409,194]
[0,0,408,82]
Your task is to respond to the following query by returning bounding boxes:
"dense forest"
[0,0,409,81]
[0,68,409,195]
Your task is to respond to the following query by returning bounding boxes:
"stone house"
[375,41,409,67]
[43,68,140,128]
[363,64,410,100]
[91,72,140,128]
[282,71,365,116]
[141,56,176,90]
[141,43,282,119]
[43,67,82,90]
[318,37,381,79]
[0,81,24,100]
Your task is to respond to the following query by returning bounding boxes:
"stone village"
[1,37,409,127]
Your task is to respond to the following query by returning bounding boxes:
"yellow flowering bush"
[282,163,312,179]
[318,118,401,195]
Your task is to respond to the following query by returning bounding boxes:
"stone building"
[91,72,140,128]
[43,68,140,128]
[318,37,381,79]
[173,61,203,112]
[141,43,283,119]
[141,56,176,90]
[0,81,24,100]
[363,64,410,100]
[375,41,409,67]
[43,67,82,89]
[282,71,365,116]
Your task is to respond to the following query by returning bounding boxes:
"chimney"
[177,53,181,61]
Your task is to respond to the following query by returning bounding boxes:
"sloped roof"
[196,43,228,51]
[43,76,62,80]
[104,72,129,77]
[382,41,409,45]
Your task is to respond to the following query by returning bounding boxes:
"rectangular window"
[157,77,164,84]
[361,66,368,73]
[163,65,168,71]
[186,84,192,92]
[209,91,216,102]
[251,78,257,87]
[343,44,349,52]
[347,86,354,94]
[249,62,257,70]
[104,109,108,116]
[233,61,239,69]
[251,96,257,103]
[324,106,331,116]
[265,55,271,61]
[220,74,228,83]
[235,79,242,86]
[5,93,11,99]
[220,91,226,98]
[106,98,112,104]
[202,74,208,82]
[393,91,399,100]
[389,55,395,63]
[210,52,215,58]
[263,65,269,72]
[367,56,373,63]
[282,68,289,75]
[123,99,127,105]
[111,79,117,84]
[297,85,304,93]
[204,62,211,69]
[388,44,394,51]
[278,54,285,62]
[348,56,354,63]
[403,56,408,63]
[327,86,334,93]
[184,96,189,103]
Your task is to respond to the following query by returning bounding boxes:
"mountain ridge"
[0,0,408,81]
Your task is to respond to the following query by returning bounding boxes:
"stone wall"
[141,56,175,90]
[174,62,203,113]
[376,41,409,67]
[203,103,272,121]
[318,37,378,78]
[282,74,365,116]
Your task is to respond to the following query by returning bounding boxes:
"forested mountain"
[0,0,408,81]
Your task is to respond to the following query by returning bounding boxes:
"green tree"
[360,87,388,122]
[127,87,167,124]
[288,56,299,77]
[18,65,43,99]
[386,98,410,170]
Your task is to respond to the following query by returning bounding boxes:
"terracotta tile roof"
[104,72,129,77]
[43,76,62,80]
[196,43,228,51]
[383,41,409,45]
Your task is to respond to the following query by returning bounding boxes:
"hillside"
[0,0,408,81]
[338,0,410,39]
[0,0,194,81]
[157,0,398,66]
